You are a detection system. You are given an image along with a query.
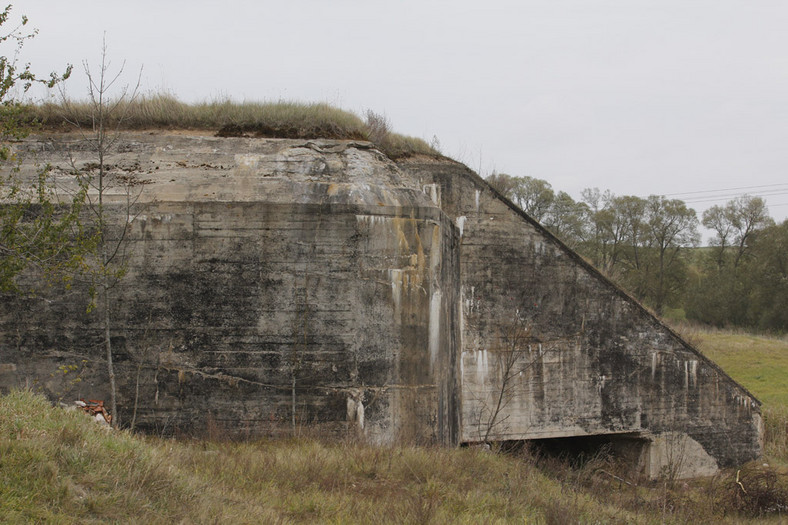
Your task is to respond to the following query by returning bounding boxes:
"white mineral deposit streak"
[466,286,476,313]
[459,286,465,337]
[423,184,440,206]
[357,402,365,430]
[476,349,489,386]
[689,360,698,387]
[651,352,658,380]
[389,269,403,318]
[456,216,466,237]
[355,214,388,227]
[429,290,442,368]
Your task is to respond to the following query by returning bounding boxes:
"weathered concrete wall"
[0,133,762,476]
[0,135,459,445]
[398,158,762,474]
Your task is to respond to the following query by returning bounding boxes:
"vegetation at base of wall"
[1,389,786,524]
[0,391,630,524]
[11,94,441,160]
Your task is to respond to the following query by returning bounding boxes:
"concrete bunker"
[0,133,763,479]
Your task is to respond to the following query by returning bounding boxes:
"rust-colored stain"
[76,399,112,425]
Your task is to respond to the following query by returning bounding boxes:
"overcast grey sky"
[17,1,788,234]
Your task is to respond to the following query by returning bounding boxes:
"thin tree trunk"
[131,361,141,431]
[657,247,665,315]
[291,374,296,431]
[98,116,117,427]
[103,266,117,426]
[483,365,510,443]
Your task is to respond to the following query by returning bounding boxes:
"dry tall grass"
[14,94,440,160]
[1,390,787,523]
[764,405,788,462]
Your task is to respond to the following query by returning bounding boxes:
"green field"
[692,329,788,407]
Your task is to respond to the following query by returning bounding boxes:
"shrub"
[717,464,788,517]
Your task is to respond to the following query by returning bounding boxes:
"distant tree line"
[487,173,787,332]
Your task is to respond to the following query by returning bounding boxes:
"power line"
[663,182,788,197]
[682,190,788,204]
[683,189,788,201]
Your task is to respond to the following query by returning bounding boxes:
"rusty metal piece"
[76,399,112,425]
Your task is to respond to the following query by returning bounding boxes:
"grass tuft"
[16,94,442,160]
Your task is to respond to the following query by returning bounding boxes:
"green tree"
[510,176,555,221]
[606,195,647,282]
[484,173,555,221]
[0,5,85,294]
[580,193,697,315]
[702,195,770,269]
[688,196,773,328]
[748,220,788,331]
[701,204,735,269]
[542,190,588,249]
[485,172,518,199]
[580,188,609,267]
[578,190,640,278]
[725,195,771,268]
[640,196,699,315]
